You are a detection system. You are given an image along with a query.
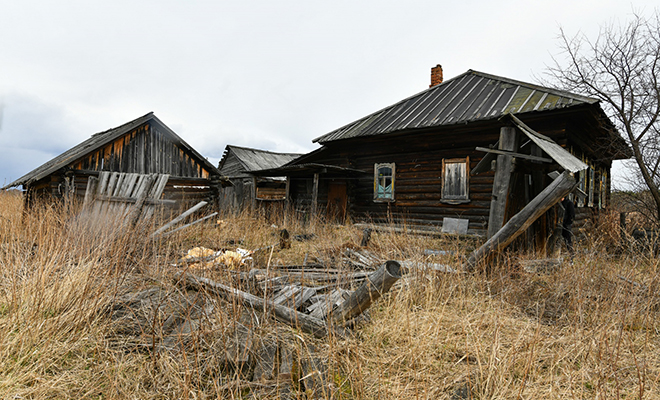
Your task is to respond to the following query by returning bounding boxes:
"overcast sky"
[1,0,656,188]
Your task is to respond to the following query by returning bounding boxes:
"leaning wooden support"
[179,272,331,338]
[330,261,402,325]
[159,212,219,238]
[467,171,577,270]
[152,200,208,237]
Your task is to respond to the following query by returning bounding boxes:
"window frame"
[441,157,470,203]
[373,163,395,202]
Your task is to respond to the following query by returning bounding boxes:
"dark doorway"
[327,181,347,222]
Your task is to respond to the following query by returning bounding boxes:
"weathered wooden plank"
[467,171,577,270]
[487,126,519,239]
[152,200,208,237]
[179,272,332,338]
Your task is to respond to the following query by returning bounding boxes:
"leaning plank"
[467,171,577,270]
[330,261,403,325]
[179,272,331,338]
[152,200,208,237]
[158,212,218,238]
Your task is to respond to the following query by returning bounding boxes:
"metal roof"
[219,145,302,174]
[313,70,600,144]
[3,112,220,189]
[509,114,588,173]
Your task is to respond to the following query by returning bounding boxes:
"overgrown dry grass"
[2,191,660,399]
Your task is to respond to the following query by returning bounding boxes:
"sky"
[0,0,656,189]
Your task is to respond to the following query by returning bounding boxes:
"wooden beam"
[179,272,332,338]
[487,126,519,239]
[311,172,319,219]
[467,171,577,270]
[330,261,402,325]
[475,147,553,163]
[152,200,208,237]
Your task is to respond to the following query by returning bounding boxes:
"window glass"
[374,163,395,201]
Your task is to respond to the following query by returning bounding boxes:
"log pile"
[109,242,404,398]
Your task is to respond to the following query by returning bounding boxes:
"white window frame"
[374,163,395,202]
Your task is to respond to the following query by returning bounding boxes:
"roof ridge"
[312,70,474,143]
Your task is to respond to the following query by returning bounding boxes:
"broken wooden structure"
[217,145,301,214]
[253,67,631,253]
[3,112,228,211]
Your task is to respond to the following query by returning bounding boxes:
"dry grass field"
[1,190,660,399]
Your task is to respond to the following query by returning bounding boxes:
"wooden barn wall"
[219,152,251,179]
[29,171,215,213]
[70,123,211,178]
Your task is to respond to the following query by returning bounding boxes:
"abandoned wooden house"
[3,112,225,209]
[255,66,631,250]
[217,145,301,212]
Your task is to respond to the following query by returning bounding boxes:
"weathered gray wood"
[179,272,332,338]
[475,147,553,163]
[441,217,469,235]
[311,172,319,219]
[309,289,349,320]
[152,200,208,237]
[158,212,218,237]
[83,176,98,207]
[487,126,519,239]
[330,261,402,325]
[467,171,577,270]
[360,228,372,247]
[129,174,155,225]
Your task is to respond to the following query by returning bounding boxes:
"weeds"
[1,192,660,399]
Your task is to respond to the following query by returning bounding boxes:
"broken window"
[577,169,586,207]
[588,167,595,207]
[374,163,395,201]
[442,157,469,201]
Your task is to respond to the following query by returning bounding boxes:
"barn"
[217,145,301,212]
[3,112,224,209]
[255,66,631,250]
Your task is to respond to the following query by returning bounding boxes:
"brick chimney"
[430,64,443,87]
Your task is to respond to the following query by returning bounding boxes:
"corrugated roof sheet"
[313,70,599,144]
[3,112,220,189]
[509,114,589,173]
[220,145,302,173]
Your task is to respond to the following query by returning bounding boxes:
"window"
[577,169,586,207]
[588,167,595,207]
[600,170,607,209]
[442,157,469,202]
[374,163,395,201]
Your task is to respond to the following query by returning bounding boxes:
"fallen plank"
[152,200,208,237]
[159,212,219,238]
[467,170,577,270]
[178,272,332,338]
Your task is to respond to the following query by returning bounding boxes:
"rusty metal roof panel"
[313,70,599,144]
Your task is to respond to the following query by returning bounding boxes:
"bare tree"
[546,10,660,226]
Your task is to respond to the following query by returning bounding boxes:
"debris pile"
[109,236,405,398]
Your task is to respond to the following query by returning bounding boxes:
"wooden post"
[330,261,402,325]
[251,176,257,211]
[467,171,577,270]
[487,126,519,239]
[311,172,319,220]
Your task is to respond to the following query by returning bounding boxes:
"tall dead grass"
[2,192,660,399]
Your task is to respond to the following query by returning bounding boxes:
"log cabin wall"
[288,113,616,240]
